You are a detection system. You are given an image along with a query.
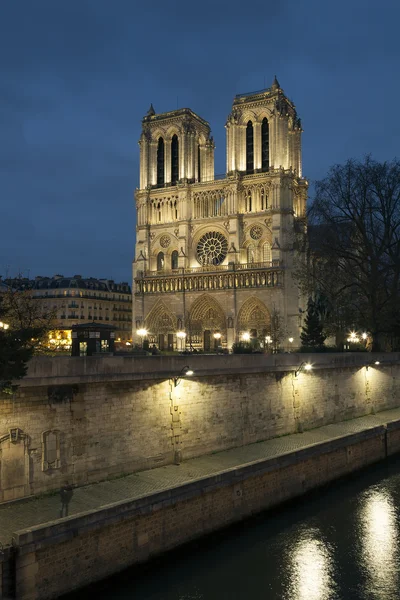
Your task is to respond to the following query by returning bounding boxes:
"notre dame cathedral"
[132,77,308,351]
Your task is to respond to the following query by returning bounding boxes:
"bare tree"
[299,156,400,351]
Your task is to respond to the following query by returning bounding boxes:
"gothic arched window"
[263,242,272,264]
[157,252,165,271]
[246,121,254,174]
[171,250,178,270]
[198,144,201,182]
[171,134,179,185]
[261,118,269,172]
[157,138,165,187]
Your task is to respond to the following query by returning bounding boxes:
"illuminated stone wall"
[1,354,399,501]
[13,425,395,600]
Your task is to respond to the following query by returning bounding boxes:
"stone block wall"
[13,426,388,600]
[0,354,399,501]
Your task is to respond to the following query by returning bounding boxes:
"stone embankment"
[1,406,400,600]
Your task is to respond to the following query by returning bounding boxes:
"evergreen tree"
[300,298,326,349]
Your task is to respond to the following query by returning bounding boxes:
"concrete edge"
[12,423,388,553]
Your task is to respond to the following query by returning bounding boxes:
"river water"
[68,457,400,600]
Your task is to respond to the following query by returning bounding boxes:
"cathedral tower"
[132,79,308,351]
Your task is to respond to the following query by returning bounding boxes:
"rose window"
[250,225,262,240]
[160,235,171,248]
[196,231,228,265]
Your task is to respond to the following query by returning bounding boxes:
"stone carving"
[42,430,61,471]
[160,235,171,248]
[250,225,263,240]
[174,228,179,237]
[149,232,156,241]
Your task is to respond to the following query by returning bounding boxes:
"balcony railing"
[140,261,280,278]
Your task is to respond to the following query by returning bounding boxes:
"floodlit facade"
[132,78,308,351]
[6,275,132,344]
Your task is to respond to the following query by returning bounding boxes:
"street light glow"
[288,337,294,343]
[242,332,251,341]
[213,332,222,339]
[137,328,148,337]
[176,331,187,339]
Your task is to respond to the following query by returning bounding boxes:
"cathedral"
[132,77,308,351]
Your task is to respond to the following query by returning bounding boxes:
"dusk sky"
[1,0,399,283]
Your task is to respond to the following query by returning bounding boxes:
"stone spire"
[271,75,280,90]
[146,103,155,117]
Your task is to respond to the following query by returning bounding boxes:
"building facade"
[133,78,308,351]
[6,275,132,344]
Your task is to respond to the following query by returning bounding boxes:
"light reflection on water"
[284,528,336,600]
[66,461,400,600]
[358,487,399,599]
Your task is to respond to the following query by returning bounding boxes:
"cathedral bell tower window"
[171,250,178,270]
[157,138,165,187]
[261,118,269,172]
[171,134,179,185]
[157,252,165,271]
[246,121,254,174]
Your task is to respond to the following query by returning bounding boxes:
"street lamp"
[176,330,187,351]
[265,335,272,352]
[213,331,222,351]
[295,362,313,377]
[136,328,148,348]
[0,321,9,330]
[172,365,194,387]
[241,332,251,342]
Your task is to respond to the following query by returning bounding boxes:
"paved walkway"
[2,407,400,547]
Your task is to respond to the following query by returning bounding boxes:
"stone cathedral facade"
[132,78,308,351]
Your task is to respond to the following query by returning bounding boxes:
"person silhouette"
[60,483,73,518]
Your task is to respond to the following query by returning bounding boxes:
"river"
[66,457,400,600]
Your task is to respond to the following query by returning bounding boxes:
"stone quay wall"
[1,353,400,502]
[11,420,400,600]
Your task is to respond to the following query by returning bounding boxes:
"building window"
[171,250,178,270]
[263,242,272,264]
[198,144,201,182]
[157,137,165,187]
[246,121,254,174]
[157,252,165,271]
[171,134,179,185]
[245,189,252,212]
[261,118,269,172]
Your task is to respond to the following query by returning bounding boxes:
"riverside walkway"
[1,406,400,548]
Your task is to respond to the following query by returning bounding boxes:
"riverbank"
[2,406,400,600]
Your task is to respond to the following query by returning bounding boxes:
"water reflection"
[284,528,336,600]
[358,488,399,599]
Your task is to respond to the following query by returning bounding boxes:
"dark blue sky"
[1,0,399,283]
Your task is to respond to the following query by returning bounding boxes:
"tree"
[0,287,55,393]
[300,298,326,349]
[297,156,400,351]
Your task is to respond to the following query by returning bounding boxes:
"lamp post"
[288,337,294,352]
[241,332,251,342]
[136,328,148,349]
[0,321,9,330]
[176,330,187,352]
[265,335,272,353]
[213,331,222,352]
